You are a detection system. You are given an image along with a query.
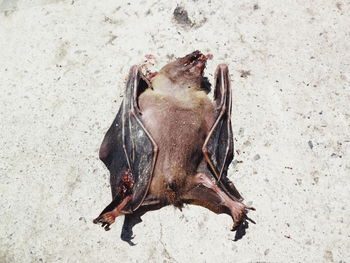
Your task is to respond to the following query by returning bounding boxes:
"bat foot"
[230,203,255,232]
[93,211,116,231]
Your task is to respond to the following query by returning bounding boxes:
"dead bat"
[93,51,255,244]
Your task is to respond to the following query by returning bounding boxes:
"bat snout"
[180,50,208,74]
[160,50,211,86]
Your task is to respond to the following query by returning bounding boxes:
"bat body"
[139,76,213,205]
[93,51,254,243]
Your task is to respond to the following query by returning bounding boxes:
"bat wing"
[203,64,243,201]
[99,66,158,212]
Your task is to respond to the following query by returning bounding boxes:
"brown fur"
[138,73,215,205]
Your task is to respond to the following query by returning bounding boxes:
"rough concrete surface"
[0,0,349,262]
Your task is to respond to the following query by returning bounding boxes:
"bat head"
[157,50,211,93]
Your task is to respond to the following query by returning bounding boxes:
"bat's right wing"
[98,66,158,215]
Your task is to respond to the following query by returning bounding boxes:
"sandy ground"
[0,0,349,262]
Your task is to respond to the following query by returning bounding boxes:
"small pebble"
[308,140,313,149]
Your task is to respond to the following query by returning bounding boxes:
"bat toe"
[93,212,116,231]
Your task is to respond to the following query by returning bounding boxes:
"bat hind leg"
[93,171,134,231]
[183,173,254,231]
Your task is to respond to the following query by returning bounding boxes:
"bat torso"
[139,75,215,205]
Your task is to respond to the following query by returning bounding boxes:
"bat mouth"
[180,50,211,76]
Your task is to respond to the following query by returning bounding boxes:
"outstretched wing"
[99,66,158,212]
[202,64,243,201]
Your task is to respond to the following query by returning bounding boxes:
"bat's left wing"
[202,64,243,201]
